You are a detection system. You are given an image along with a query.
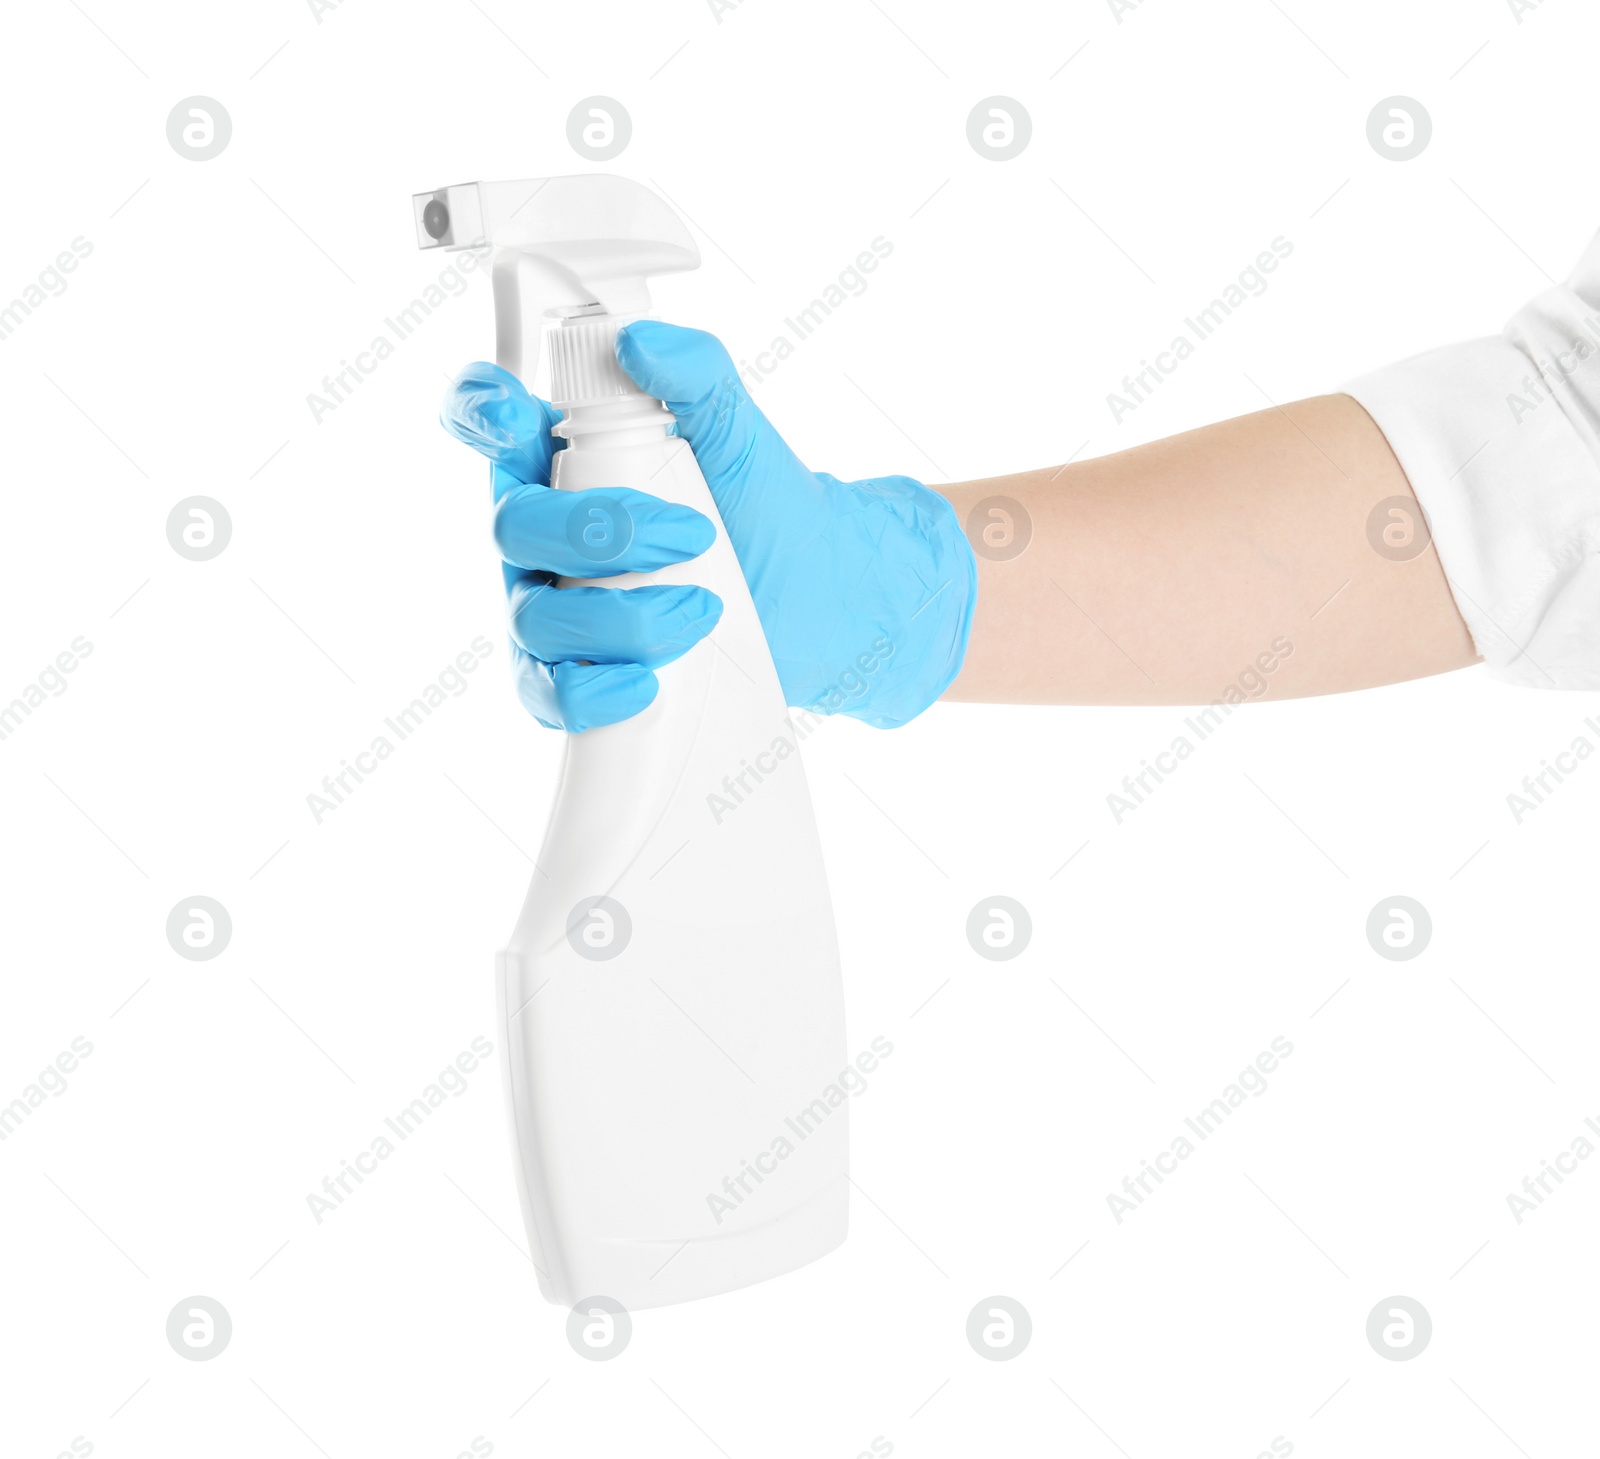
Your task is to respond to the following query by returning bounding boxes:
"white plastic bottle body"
[496,395,848,1310]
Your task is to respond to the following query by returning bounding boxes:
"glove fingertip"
[674,504,718,559]
[614,321,663,396]
[684,584,724,627]
[556,661,659,732]
[616,321,733,402]
[442,360,559,485]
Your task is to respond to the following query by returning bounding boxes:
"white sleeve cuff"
[1344,228,1600,689]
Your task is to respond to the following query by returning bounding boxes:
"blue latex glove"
[442,360,723,731]
[442,323,977,731]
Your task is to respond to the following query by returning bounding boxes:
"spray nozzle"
[411,174,699,387]
[421,197,451,240]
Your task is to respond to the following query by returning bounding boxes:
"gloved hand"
[442,359,723,732]
[442,322,977,731]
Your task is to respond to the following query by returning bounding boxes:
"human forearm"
[940,393,1479,706]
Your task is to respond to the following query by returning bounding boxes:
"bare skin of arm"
[939,393,1479,705]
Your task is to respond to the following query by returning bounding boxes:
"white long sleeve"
[1345,229,1600,689]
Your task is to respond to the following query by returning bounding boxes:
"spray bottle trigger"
[410,176,699,383]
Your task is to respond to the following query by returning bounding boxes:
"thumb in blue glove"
[615,320,977,729]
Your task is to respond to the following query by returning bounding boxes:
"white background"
[2,1,1597,1456]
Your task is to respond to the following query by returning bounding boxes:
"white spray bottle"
[413,176,848,1310]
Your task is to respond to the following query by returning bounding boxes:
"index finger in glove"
[441,361,561,490]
